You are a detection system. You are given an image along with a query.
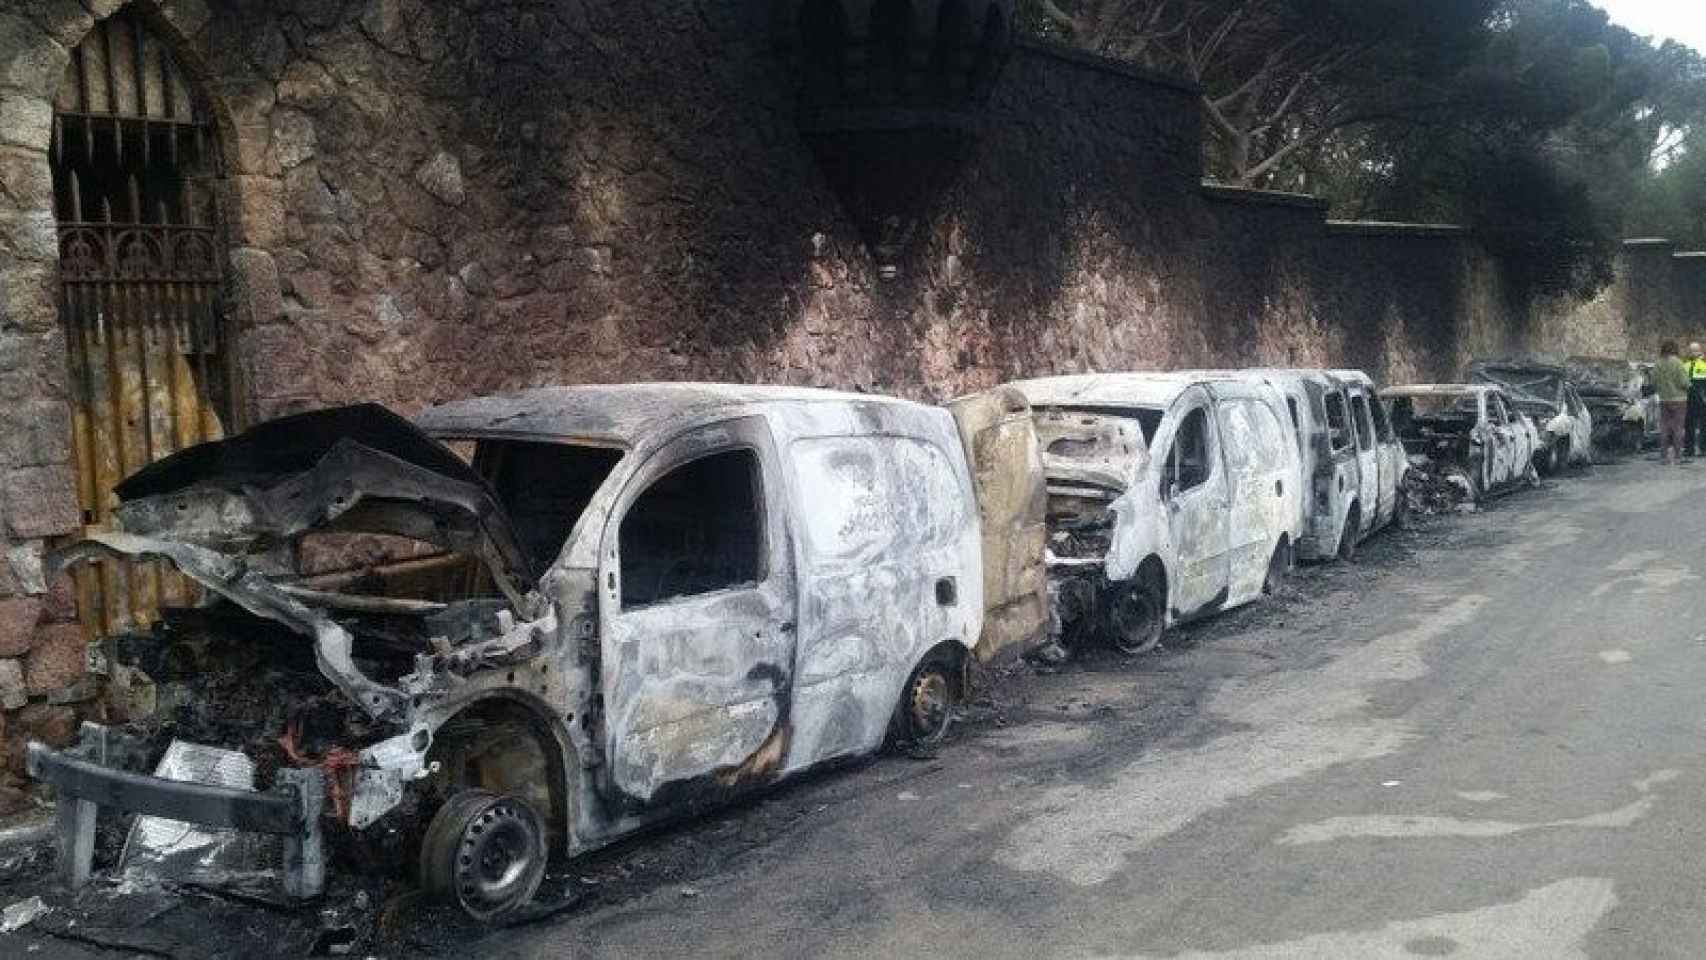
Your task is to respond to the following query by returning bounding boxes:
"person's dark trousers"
[1688,383,1706,455]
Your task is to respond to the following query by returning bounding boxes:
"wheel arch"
[423,690,578,847]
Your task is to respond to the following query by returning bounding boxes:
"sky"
[1591,0,1706,53]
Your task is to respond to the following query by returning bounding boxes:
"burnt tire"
[897,657,955,746]
[1336,508,1360,562]
[1535,442,1558,477]
[1263,539,1293,595]
[420,789,547,922]
[1109,574,1166,656]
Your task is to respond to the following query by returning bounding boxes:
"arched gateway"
[49,7,236,640]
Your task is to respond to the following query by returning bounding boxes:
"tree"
[1020,0,1494,186]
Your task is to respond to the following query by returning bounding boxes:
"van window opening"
[1371,397,1396,443]
[1324,393,1352,452]
[620,448,763,608]
[476,440,626,577]
[1172,408,1213,492]
[1351,395,1376,452]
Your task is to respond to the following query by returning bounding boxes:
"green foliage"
[1018,0,1706,302]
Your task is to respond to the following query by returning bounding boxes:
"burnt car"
[1565,356,1651,454]
[1013,373,1302,655]
[1466,360,1592,474]
[1382,384,1541,500]
[31,385,1044,919]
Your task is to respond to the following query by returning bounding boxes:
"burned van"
[1383,384,1540,500]
[1179,369,1406,562]
[1013,374,1302,655]
[31,385,996,919]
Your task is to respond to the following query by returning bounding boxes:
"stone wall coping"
[1015,39,1202,96]
[1326,220,1470,238]
[1199,182,1331,212]
[1673,251,1706,260]
[1623,238,1679,249]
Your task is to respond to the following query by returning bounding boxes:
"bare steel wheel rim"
[424,791,546,921]
[908,668,951,741]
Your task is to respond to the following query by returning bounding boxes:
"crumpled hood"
[50,404,545,723]
[109,404,535,594]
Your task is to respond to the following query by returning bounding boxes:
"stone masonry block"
[0,93,50,150]
[0,399,72,468]
[232,175,286,248]
[3,465,81,539]
[22,0,94,50]
[229,247,285,326]
[0,658,25,710]
[24,622,85,695]
[0,596,42,657]
[0,13,68,97]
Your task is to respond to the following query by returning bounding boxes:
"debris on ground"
[1404,461,1476,516]
[0,895,49,933]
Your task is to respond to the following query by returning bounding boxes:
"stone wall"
[0,0,1690,812]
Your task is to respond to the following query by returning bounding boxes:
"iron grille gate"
[50,9,236,640]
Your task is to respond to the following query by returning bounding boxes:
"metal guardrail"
[26,723,326,898]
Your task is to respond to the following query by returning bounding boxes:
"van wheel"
[1337,507,1360,562]
[1263,540,1293,595]
[1109,575,1165,655]
[898,658,954,746]
[1534,442,1557,476]
[421,789,547,922]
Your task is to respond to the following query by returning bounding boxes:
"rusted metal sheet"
[51,9,232,642]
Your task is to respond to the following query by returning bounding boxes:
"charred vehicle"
[30,385,1044,919]
[1013,374,1302,655]
[1565,356,1650,454]
[1383,385,1541,500]
[1467,360,1593,473]
[1178,369,1406,562]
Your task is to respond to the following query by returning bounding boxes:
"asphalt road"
[498,459,1706,960]
[9,458,1705,959]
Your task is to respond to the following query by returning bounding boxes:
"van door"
[1348,388,1379,535]
[597,417,798,805]
[1484,392,1516,487]
[947,389,1048,663]
[1215,396,1291,602]
[1369,395,1401,525]
[1320,388,1357,553]
[1159,399,1231,617]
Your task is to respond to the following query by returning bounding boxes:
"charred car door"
[1484,393,1517,487]
[1348,388,1380,535]
[1157,396,1231,617]
[597,418,798,806]
[1369,395,1402,526]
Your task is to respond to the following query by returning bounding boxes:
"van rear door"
[1213,394,1293,603]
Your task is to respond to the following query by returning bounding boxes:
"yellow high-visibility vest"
[1689,359,1706,381]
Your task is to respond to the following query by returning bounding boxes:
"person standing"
[1655,341,1691,466]
[1685,342,1706,456]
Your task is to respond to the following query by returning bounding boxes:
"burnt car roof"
[413,382,918,445]
[1382,384,1499,396]
[117,403,482,501]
